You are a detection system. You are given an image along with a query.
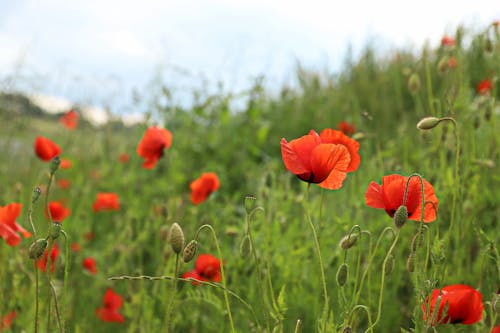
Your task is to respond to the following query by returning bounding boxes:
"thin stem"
[164,253,179,333]
[48,280,63,333]
[304,184,330,331]
[293,319,302,333]
[61,230,70,333]
[34,262,39,333]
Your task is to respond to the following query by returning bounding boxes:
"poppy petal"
[312,144,351,189]
[319,129,360,172]
[280,132,321,175]
[365,182,386,209]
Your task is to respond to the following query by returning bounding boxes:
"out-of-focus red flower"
[93,193,120,212]
[60,158,72,169]
[46,201,70,222]
[492,323,500,333]
[190,173,220,205]
[60,110,78,130]
[422,284,483,325]
[83,257,97,274]
[84,232,95,241]
[477,79,493,95]
[0,311,16,331]
[365,174,438,223]
[96,288,124,323]
[119,153,130,163]
[0,203,31,246]
[337,121,356,136]
[182,253,222,285]
[57,179,71,189]
[70,242,81,252]
[281,129,360,190]
[37,242,60,272]
[136,126,172,169]
[441,35,455,47]
[34,136,61,161]
[447,57,457,68]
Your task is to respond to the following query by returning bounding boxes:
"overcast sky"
[0,0,498,114]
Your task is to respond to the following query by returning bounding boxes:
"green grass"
[0,23,499,332]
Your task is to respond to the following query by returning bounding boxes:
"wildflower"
[422,284,483,325]
[182,253,223,285]
[60,109,78,129]
[70,242,81,252]
[37,242,60,272]
[0,203,31,246]
[83,257,97,274]
[57,179,71,189]
[119,153,130,163]
[60,158,72,169]
[96,288,125,323]
[34,136,61,161]
[84,232,95,241]
[281,129,359,190]
[492,323,500,333]
[365,174,438,223]
[337,121,356,136]
[136,126,172,169]
[46,201,70,222]
[477,79,493,95]
[93,193,120,212]
[447,57,457,68]
[0,311,16,331]
[441,35,455,47]
[190,173,220,205]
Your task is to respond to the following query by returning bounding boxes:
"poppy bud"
[244,195,256,215]
[239,235,251,258]
[406,252,415,273]
[336,263,348,287]
[351,132,366,141]
[493,294,500,315]
[32,187,42,204]
[408,73,421,93]
[339,233,359,250]
[29,239,48,259]
[50,156,61,174]
[393,205,408,228]
[437,57,449,75]
[416,117,441,130]
[384,254,395,276]
[169,223,184,255]
[182,240,198,263]
[49,222,62,240]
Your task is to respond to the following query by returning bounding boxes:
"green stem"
[61,230,70,333]
[164,253,179,333]
[34,262,39,333]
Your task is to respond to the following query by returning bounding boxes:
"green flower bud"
[244,195,256,215]
[32,187,42,204]
[29,239,48,259]
[384,254,395,276]
[169,223,184,255]
[182,240,198,263]
[49,222,62,240]
[336,263,348,287]
[50,156,61,174]
[416,117,441,130]
[408,73,421,93]
[393,205,408,228]
[339,233,359,250]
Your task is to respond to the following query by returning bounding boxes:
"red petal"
[319,129,360,172]
[313,144,351,189]
[365,182,386,209]
[280,132,321,175]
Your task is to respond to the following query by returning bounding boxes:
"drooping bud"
[393,205,408,228]
[244,195,257,215]
[336,263,348,287]
[32,187,42,204]
[339,233,359,250]
[384,254,395,276]
[408,73,421,93]
[182,240,198,263]
[29,239,48,259]
[50,156,61,174]
[416,117,441,130]
[239,235,251,258]
[49,222,62,240]
[169,223,184,255]
[406,252,415,273]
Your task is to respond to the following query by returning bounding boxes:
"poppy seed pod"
[29,239,48,259]
[182,240,198,263]
[339,233,359,250]
[50,156,61,174]
[336,263,348,287]
[169,223,184,255]
[417,117,441,130]
[49,222,62,240]
[244,195,256,215]
[394,205,408,228]
[408,73,421,93]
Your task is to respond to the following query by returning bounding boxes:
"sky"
[0,0,498,118]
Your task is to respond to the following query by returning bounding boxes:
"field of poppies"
[0,23,499,333]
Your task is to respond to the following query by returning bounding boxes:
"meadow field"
[0,23,499,333]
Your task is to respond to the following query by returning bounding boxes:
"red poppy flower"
[84,232,96,241]
[422,284,483,325]
[447,57,457,69]
[60,110,78,130]
[119,153,130,163]
[441,35,455,47]
[0,203,31,246]
[0,311,16,331]
[365,174,438,223]
[60,158,72,169]
[477,79,493,95]
[492,323,500,333]
[190,173,220,205]
[93,193,120,212]
[96,288,125,323]
[337,121,356,136]
[57,179,71,189]
[46,201,71,222]
[136,126,173,169]
[83,257,97,274]
[37,242,60,272]
[182,254,222,285]
[70,242,81,252]
[281,129,360,190]
[34,136,61,161]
